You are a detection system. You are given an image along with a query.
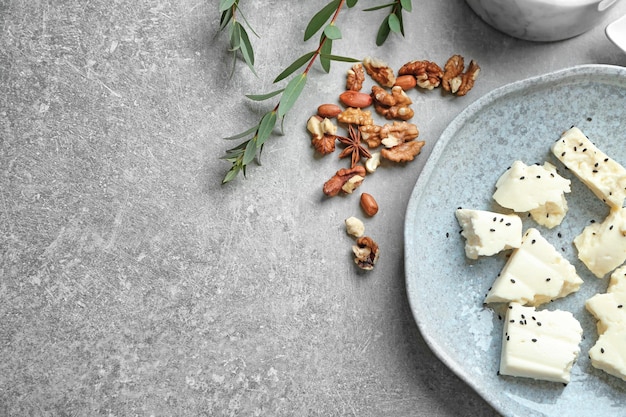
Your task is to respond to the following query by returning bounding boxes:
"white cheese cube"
[455,209,522,259]
[551,126,626,210]
[574,207,626,278]
[485,228,583,306]
[500,302,583,384]
[493,161,571,228]
[585,266,626,382]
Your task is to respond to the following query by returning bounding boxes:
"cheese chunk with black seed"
[552,126,626,209]
[574,207,626,278]
[455,209,522,259]
[500,302,583,384]
[585,266,626,382]
[492,160,571,228]
[485,228,583,306]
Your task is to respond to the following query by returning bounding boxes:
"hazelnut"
[360,193,379,216]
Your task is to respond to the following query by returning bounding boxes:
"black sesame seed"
[493,217,497,222]
[562,152,566,157]
[510,279,516,283]
[509,319,515,323]
[557,232,562,238]
[532,338,537,343]
[507,335,510,341]
[582,148,587,152]
[505,222,511,226]
[546,278,551,282]
[618,305,623,309]
[490,228,496,232]
[520,176,525,180]
[610,225,614,230]
[531,239,536,244]
[601,347,605,354]
[446,232,450,238]
[537,322,542,326]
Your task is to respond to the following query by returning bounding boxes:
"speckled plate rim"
[404,64,626,417]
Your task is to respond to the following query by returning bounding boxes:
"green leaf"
[323,24,342,40]
[363,3,395,11]
[256,111,277,147]
[229,21,242,51]
[319,54,360,63]
[222,164,241,184]
[242,138,257,165]
[400,0,412,12]
[238,26,256,74]
[223,125,258,140]
[273,51,315,83]
[387,13,401,33]
[320,38,332,73]
[219,0,236,13]
[375,17,391,46]
[395,6,405,36]
[304,0,341,41]
[347,0,358,7]
[220,9,233,30]
[245,89,284,101]
[278,74,307,118]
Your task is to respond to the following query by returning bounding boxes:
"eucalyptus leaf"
[222,165,241,184]
[400,0,412,11]
[238,26,256,74]
[273,51,315,83]
[319,53,360,63]
[387,13,401,33]
[323,24,342,40]
[363,3,395,12]
[245,89,284,101]
[229,21,242,51]
[375,17,391,46]
[347,0,358,7]
[320,38,332,73]
[219,9,233,30]
[242,138,257,165]
[223,125,258,140]
[278,74,307,118]
[256,111,277,147]
[396,6,405,35]
[304,0,341,41]
[219,0,236,13]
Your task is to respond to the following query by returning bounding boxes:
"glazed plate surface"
[405,65,626,417]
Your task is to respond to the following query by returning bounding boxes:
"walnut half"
[352,236,379,270]
[323,166,366,197]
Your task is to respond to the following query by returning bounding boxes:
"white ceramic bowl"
[466,0,621,41]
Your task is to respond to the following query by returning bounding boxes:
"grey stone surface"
[1,1,626,416]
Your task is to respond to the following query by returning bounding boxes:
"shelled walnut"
[352,236,379,270]
[381,140,425,162]
[346,63,365,91]
[337,107,374,126]
[307,115,337,154]
[371,86,414,121]
[442,55,481,96]
[363,56,396,88]
[323,165,366,196]
[398,60,443,90]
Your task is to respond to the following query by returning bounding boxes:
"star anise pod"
[337,124,372,168]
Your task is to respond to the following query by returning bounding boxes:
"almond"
[317,103,342,119]
[394,75,417,90]
[360,193,379,216]
[339,91,373,108]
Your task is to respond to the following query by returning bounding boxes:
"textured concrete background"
[2,1,626,416]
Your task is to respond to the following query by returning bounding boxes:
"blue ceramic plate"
[405,65,626,417]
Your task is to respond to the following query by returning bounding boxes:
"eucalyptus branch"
[219,0,258,75]
[220,0,413,183]
[364,0,413,46]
